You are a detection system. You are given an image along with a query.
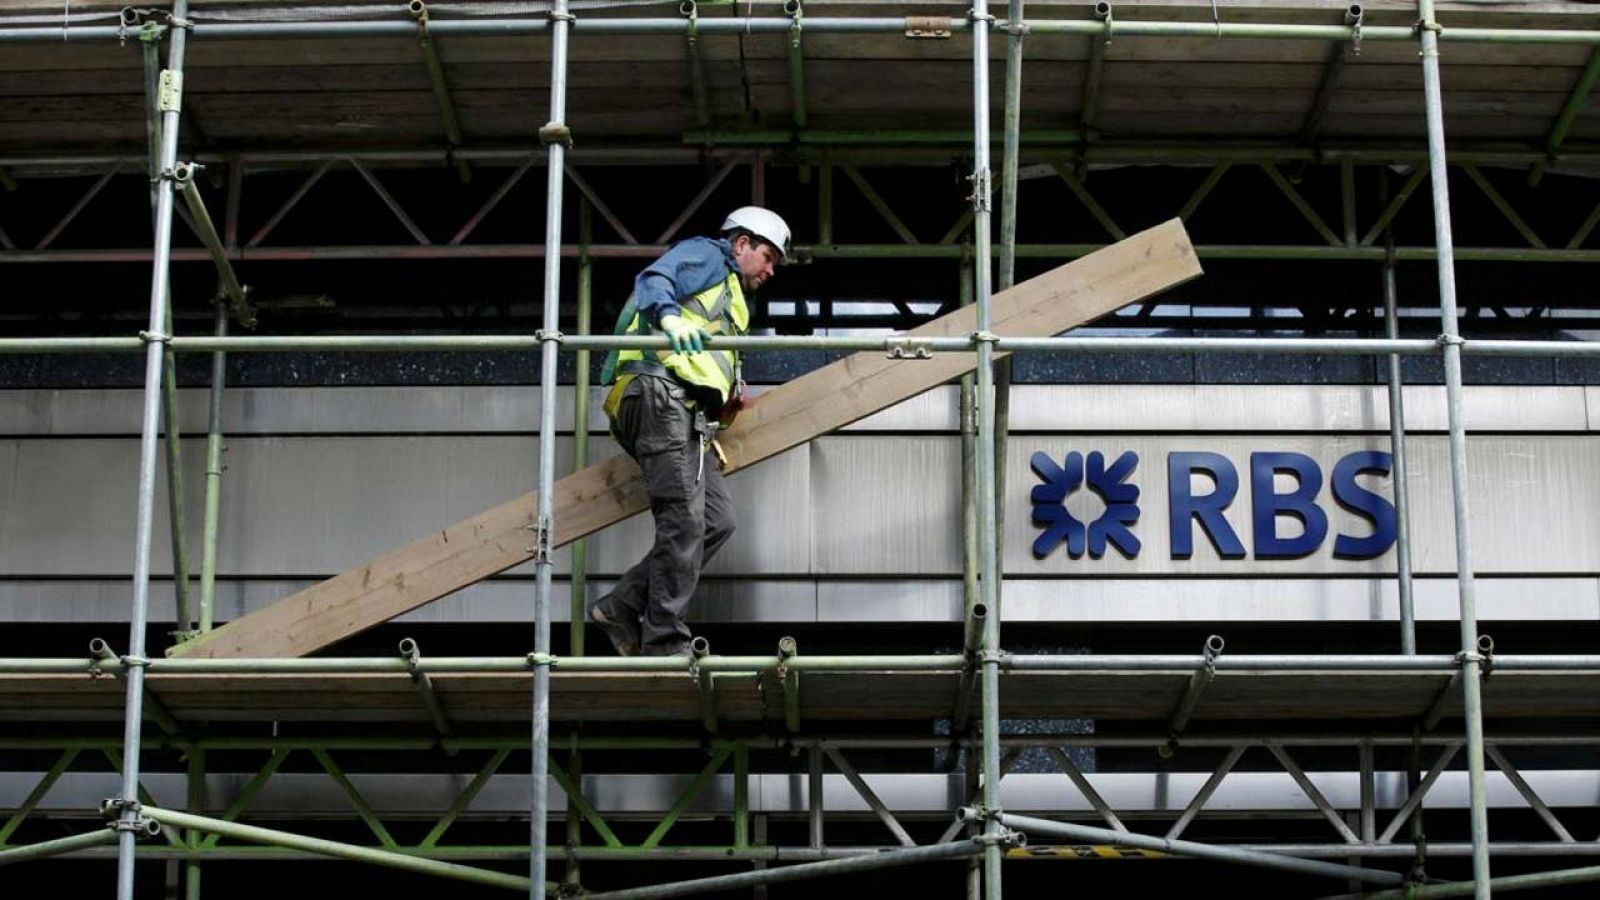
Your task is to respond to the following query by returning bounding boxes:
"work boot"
[588,595,641,657]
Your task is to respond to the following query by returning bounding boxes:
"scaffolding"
[1,2,1600,899]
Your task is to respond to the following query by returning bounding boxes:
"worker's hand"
[659,314,710,353]
[719,379,749,429]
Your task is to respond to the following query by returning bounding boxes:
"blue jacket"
[634,237,738,326]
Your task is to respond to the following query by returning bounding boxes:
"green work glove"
[659,313,710,353]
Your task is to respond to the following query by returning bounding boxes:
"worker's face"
[732,235,781,291]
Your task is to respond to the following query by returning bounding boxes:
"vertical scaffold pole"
[970,7,1004,899]
[992,0,1025,618]
[571,199,593,657]
[1382,241,1417,655]
[119,2,190,897]
[1381,175,1428,873]
[532,0,573,894]
[1416,1,1491,895]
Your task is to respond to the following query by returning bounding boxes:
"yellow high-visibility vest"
[610,272,747,406]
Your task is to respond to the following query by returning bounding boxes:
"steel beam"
[822,746,915,847]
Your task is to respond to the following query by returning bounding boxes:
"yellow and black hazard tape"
[1006,844,1168,860]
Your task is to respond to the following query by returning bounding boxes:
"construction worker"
[589,206,791,656]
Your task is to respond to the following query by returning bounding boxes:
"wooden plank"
[2,669,1596,724]
[168,219,1200,659]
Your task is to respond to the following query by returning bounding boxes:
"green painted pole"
[686,129,1083,146]
[571,199,592,657]
[582,840,987,900]
[184,746,204,900]
[1530,48,1600,186]
[0,828,120,865]
[787,2,807,129]
[142,806,544,893]
[0,748,79,844]
[733,743,750,849]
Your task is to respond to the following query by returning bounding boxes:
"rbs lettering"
[1030,449,1397,560]
[1167,450,1397,560]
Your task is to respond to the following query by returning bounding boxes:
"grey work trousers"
[607,374,736,654]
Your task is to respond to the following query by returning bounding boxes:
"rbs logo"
[1030,449,1397,561]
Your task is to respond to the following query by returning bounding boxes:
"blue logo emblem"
[1029,450,1142,559]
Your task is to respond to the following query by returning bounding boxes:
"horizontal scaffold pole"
[5,653,1598,676]
[2,335,1599,359]
[7,244,1600,265]
[25,841,1600,864]
[4,16,1600,46]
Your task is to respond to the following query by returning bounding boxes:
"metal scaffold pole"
[117,0,190,896]
[968,6,1004,899]
[532,0,573,893]
[1416,0,1492,896]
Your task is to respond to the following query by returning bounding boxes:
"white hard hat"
[721,206,792,262]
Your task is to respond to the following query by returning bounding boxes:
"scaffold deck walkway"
[5,663,1598,725]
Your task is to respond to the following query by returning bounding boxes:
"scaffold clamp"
[138,330,171,344]
[539,122,573,148]
[101,799,161,836]
[967,168,992,212]
[904,16,952,39]
[886,337,933,360]
[976,828,1027,848]
[525,515,553,563]
[1472,634,1496,677]
[535,328,565,344]
[959,804,1003,824]
[1437,333,1465,348]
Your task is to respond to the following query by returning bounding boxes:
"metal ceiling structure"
[3,2,1600,899]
